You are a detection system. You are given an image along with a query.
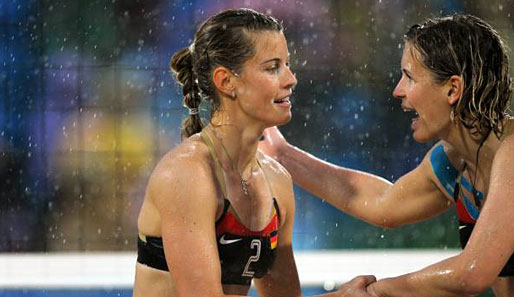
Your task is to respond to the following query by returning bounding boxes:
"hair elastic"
[188,107,199,115]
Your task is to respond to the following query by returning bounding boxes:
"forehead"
[247,31,288,62]
[401,43,427,74]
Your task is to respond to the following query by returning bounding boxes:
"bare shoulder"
[419,140,463,178]
[414,140,463,200]
[425,140,462,167]
[147,135,215,206]
[495,119,514,164]
[500,117,514,141]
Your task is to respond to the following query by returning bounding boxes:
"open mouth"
[403,107,419,118]
[403,108,420,130]
[273,97,290,104]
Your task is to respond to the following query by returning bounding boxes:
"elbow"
[370,217,405,229]
[380,220,405,229]
[454,267,496,296]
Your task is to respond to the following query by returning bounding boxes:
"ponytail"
[170,47,204,139]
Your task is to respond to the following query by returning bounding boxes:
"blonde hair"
[405,14,512,138]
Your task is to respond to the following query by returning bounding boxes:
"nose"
[392,77,405,100]
[283,66,297,90]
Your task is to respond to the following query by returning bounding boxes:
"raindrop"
[323,280,336,291]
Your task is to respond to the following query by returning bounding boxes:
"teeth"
[274,97,290,103]
[403,109,418,116]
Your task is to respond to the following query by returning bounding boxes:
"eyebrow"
[260,53,291,65]
[402,68,413,77]
[260,57,281,65]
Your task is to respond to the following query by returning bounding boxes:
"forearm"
[310,292,348,297]
[369,256,486,297]
[277,143,392,224]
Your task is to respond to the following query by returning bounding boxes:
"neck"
[209,112,264,175]
[444,123,495,172]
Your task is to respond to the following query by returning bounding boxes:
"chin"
[412,131,436,143]
[276,113,292,126]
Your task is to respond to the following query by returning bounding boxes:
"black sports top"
[137,130,280,285]
[430,144,514,276]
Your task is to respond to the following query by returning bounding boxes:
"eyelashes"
[266,62,291,74]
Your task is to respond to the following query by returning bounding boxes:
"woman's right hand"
[258,126,289,161]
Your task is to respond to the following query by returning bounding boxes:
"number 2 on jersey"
[242,239,261,277]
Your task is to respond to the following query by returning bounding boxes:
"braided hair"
[170,8,283,139]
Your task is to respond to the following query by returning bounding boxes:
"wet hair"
[405,14,512,138]
[169,8,283,139]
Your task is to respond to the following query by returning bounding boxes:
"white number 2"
[242,239,261,277]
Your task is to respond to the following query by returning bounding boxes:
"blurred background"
[1,0,513,294]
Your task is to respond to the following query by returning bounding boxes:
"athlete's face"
[393,43,453,143]
[234,31,297,127]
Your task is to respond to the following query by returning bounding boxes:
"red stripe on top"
[216,211,279,237]
[456,199,476,224]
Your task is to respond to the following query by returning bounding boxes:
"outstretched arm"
[259,127,451,227]
[367,134,514,297]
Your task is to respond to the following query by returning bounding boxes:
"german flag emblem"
[270,230,278,249]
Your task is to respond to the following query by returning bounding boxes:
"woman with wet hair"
[133,8,375,297]
[260,14,513,297]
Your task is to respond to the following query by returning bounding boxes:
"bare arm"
[259,128,451,227]
[367,134,514,297]
[149,155,247,297]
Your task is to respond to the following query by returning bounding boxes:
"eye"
[402,70,414,82]
[266,63,280,73]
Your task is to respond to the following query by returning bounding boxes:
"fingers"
[350,275,377,287]
[338,275,377,296]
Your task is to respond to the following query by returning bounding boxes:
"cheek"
[260,77,280,95]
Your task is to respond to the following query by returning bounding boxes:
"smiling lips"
[273,97,291,108]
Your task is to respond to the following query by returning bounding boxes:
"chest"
[215,208,279,285]
[430,145,491,223]
[451,171,488,223]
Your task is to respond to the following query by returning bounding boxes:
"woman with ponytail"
[133,8,375,297]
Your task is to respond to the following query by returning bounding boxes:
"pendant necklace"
[210,127,251,196]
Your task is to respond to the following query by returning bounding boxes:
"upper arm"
[376,142,453,227]
[148,156,225,297]
[253,160,302,297]
[457,135,514,287]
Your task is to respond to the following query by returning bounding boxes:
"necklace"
[209,127,251,196]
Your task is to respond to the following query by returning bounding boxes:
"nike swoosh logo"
[219,234,242,245]
[459,225,468,230]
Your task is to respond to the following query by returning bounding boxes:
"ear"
[212,66,236,98]
[446,75,463,106]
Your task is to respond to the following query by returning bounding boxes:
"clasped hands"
[335,275,384,297]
